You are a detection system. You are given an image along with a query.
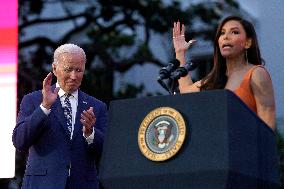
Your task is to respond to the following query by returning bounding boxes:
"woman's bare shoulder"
[251,66,272,86]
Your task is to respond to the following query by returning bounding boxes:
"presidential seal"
[138,107,186,161]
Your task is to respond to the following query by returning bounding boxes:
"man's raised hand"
[42,72,60,109]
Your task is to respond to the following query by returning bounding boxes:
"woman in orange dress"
[173,15,275,130]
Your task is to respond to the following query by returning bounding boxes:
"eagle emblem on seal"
[154,121,174,149]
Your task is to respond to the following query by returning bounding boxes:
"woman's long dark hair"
[200,15,263,90]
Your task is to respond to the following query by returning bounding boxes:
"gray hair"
[53,43,86,64]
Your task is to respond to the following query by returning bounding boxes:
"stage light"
[0,0,18,178]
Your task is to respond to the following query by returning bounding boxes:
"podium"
[99,90,279,189]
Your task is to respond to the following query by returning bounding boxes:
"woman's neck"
[225,55,248,76]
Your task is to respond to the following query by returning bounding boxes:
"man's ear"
[245,38,252,49]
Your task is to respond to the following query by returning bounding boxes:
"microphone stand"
[157,60,197,95]
[168,78,179,95]
[157,76,180,95]
[157,78,172,95]
[157,70,183,95]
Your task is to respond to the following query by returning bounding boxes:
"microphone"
[170,61,198,80]
[157,59,180,80]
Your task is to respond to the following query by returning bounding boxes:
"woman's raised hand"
[173,21,196,53]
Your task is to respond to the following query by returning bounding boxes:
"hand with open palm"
[42,72,60,109]
[173,21,196,55]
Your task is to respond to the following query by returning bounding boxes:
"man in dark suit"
[12,44,107,189]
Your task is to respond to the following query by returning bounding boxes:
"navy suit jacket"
[13,88,107,189]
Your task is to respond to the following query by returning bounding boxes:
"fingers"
[184,39,197,49]
[173,21,196,47]
[181,24,185,35]
[83,107,95,121]
[41,73,58,109]
[173,22,176,38]
[43,72,53,88]
[42,72,59,96]
[173,21,185,39]
[53,87,60,94]
[173,21,180,37]
[80,107,96,128]
[42,73,52,99]
[87,107,94,116]
[188,39,197,46]
[177,21,180,34]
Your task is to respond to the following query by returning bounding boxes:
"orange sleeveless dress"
[233,65,266,114]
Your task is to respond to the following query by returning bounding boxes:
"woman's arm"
[251,67,276,130]
[173,21,200,93]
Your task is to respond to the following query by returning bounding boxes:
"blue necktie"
[63,94,72,136]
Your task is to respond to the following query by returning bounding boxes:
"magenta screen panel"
[0,0,17,178]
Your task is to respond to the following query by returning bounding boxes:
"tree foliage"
[18,0,239,104]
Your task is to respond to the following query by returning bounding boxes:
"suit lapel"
[73,90,89,140]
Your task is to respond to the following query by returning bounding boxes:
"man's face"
[52,52,85,93]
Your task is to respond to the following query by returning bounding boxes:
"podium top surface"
[109,89,273,133]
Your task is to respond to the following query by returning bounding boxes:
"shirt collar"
[56,83,78,100]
